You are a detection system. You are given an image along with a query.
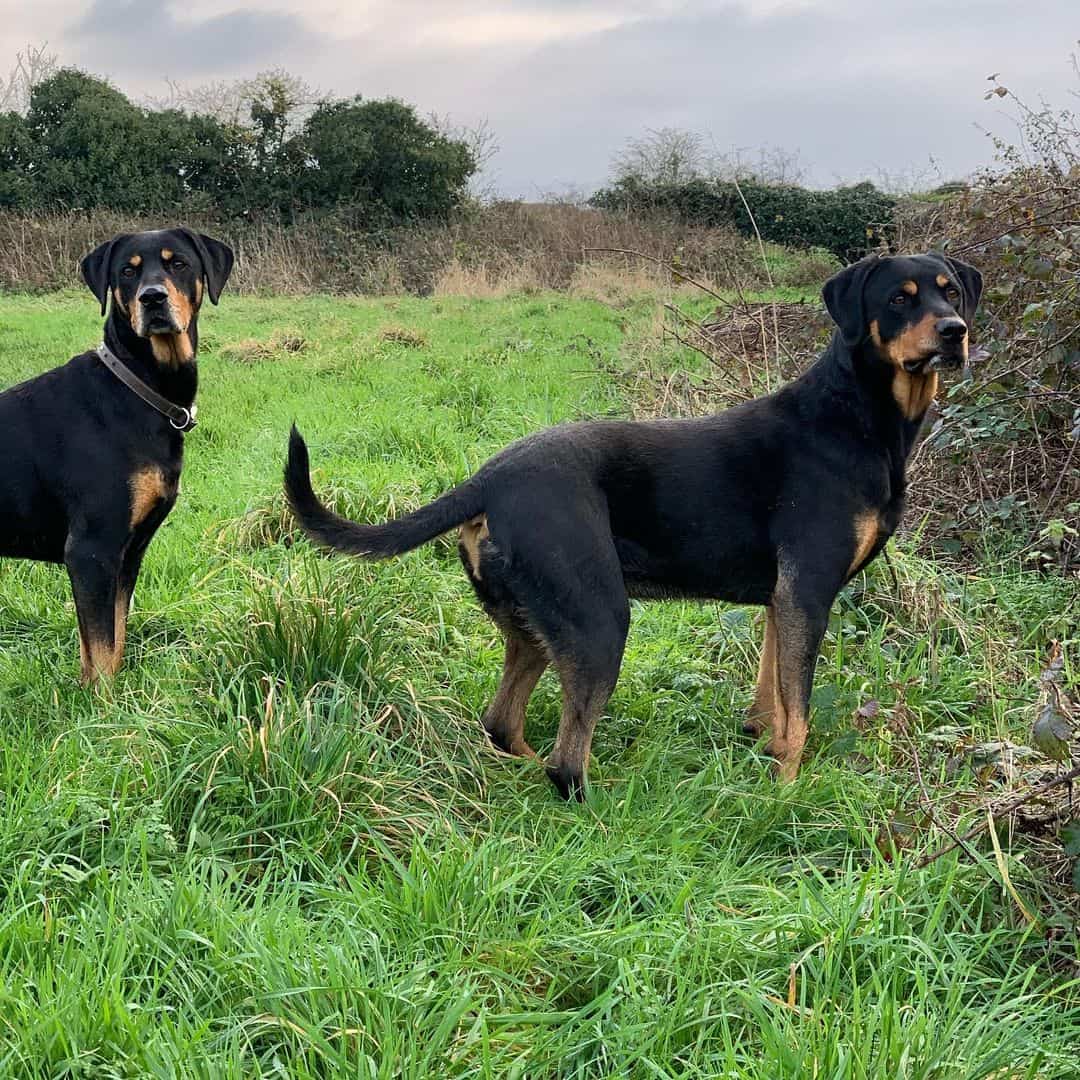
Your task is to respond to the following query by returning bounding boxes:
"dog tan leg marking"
[746,608,777,739]
[78,632,92,684]
[847,511,880,578]
[546,646,625,800]
[459,515,490,580]
[113,587,130,669]
[547,672,606,786]
[483,630,548,758]
[78,625,125,685]
[766,575,813,783]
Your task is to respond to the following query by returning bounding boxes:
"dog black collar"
[95,343,197,432]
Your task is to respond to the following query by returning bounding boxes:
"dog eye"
[120,266,137,278]
[889,293,907,306]
[945,285,961,302]
[170,258,187,271]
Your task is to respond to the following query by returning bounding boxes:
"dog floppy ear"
[943,255,983,322]
[80,236,129,317]
[178,229,234,305]
[822,254,883,347]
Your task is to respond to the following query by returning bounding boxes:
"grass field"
[0,289,1077,1078]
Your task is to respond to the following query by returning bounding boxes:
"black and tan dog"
[0,229,233,684]
[285,252,981,799]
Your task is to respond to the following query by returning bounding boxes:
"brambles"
[895,76,1079,572]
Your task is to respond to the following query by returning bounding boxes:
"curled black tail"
[284,425,484,559]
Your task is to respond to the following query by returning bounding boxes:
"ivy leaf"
[857,699,881,721]
[1062,822,1080,858]
[1031,701,1073,763]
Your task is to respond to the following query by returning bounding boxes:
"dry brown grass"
[0,202,785,297]
[568,258,713,306]
[432,258,541,298]
[219,329,308,363]
[378,325,428,348]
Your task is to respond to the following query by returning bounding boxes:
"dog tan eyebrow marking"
[901,280,918,296]
[936,274,949,288]
[128,254,142,267]
[161,248,174,261]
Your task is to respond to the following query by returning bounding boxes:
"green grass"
[0,289,1077,1078]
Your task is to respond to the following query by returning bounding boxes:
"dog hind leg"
[545,624,627,801]
[482,629,549,758]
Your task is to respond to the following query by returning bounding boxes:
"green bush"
[0,69,476,223]
[590,176,896,260]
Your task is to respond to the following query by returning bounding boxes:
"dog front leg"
[745,607,778,740]
[767,580,829,782]
[65,538,126,685]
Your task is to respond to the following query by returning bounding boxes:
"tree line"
[0,61,898,258]
[0,69,477,224]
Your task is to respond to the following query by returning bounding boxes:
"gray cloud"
[451,1,1079,193]
[43,0,1080,194]
[65,1,322,77]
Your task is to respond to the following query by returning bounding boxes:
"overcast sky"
[1,1,1076,195]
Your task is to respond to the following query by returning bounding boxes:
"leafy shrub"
[0,69,476,222]
[590,176,896,260]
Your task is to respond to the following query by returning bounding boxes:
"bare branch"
[0,43,59,115]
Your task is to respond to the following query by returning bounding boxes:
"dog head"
[823,252,982,375]
[81,229,234,365]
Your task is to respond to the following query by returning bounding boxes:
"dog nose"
[936,317,967,342]
[138,285,168,307]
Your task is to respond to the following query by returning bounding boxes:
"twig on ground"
[900,710,982,864]
[914,762,1080,870]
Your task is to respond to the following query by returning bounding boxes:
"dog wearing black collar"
[0,229,233,684]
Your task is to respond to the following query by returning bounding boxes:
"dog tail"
[284,425,484,559]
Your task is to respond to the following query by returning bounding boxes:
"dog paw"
[484,725,539,759]
[546,763,586,802]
